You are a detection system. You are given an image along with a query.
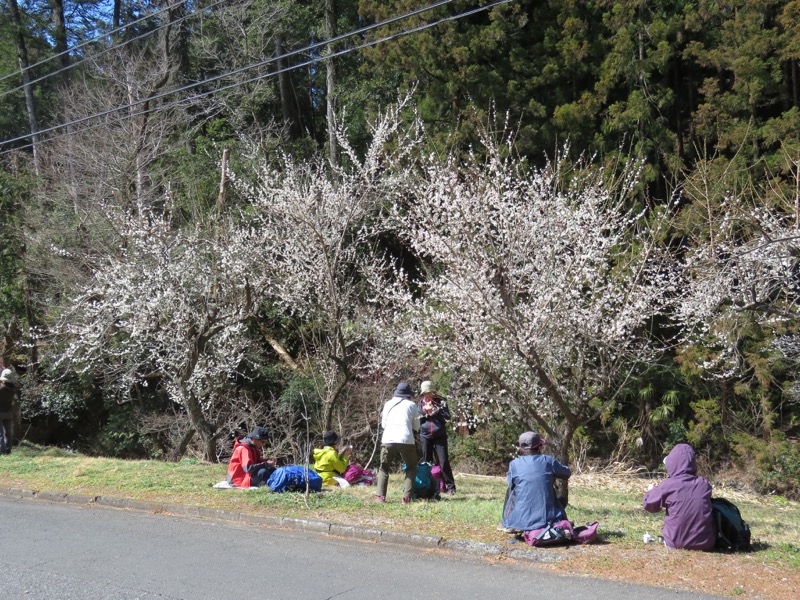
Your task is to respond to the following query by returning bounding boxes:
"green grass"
[2,441,799,571]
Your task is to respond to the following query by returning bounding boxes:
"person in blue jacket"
[501,431,571,532]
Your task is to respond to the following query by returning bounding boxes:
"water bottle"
[643,532,656,544]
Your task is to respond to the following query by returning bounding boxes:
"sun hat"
[248,426,269,441]
[323,431,341,446]
[420,381,434,394]
[0,368,15,383]
[393,382,414,398]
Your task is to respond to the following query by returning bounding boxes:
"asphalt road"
[0,497,722,599]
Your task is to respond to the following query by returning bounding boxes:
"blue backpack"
[267,465,323,492]
[404,462,439,499]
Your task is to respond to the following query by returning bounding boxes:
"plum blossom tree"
[678,196,800,432]
[393,140,680,485]
[54,205,264,461]
[51,98,417,459]
[234,99,420,430]
[680,200,800,338]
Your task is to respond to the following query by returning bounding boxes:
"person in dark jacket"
[643,443,715,550]
[0,368,18,455]
[418,380,456,494]
[501,431,571,531]
[226,426,276,488]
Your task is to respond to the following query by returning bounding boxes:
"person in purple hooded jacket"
[643,443,715,550]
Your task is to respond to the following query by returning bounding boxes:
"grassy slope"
[1,442,798,598]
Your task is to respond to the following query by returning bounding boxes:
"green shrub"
[731,433,800,500]
[664,419,689,453]
[449,420,519,475]
[687,398,724,450]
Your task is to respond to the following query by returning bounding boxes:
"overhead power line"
[0,0,230,99]
[1,0,513,155]
[0,0,192,86]
[0,0,455,148]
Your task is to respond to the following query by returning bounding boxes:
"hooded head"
[664,443,697,477]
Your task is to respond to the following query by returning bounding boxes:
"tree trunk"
[275,36,301,138]
[113,0,122,29]
[168,427,195,462]
[322,372,350,432]
[8,0,40,174]
[325,0,338,166]
[49,0,70,79]
[182,390,218,461]
[550,422,577,508]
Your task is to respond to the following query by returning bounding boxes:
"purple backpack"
[430,465,445,492]
[343,464,375,485]
[523,520,599,546]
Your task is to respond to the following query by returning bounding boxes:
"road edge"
[0,486,565,564]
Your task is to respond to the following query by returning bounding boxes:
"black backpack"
[711,497,753,552]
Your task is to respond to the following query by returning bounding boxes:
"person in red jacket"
[227,426,276,488]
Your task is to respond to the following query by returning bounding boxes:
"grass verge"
[1,442,798,598]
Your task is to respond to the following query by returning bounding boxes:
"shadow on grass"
[599,529,627,539]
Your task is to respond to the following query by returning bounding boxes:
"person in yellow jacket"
[313,431,352,486]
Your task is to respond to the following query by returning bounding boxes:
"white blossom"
[388,138,680,455]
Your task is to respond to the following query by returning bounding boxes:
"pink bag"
[523,519,575,546]
[523,520,600,546]
[344,464,364,484]
[344,464,375,485]
[573,522,599,544]
[430,465,445,492]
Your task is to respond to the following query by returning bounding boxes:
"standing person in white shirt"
[375,382,420,503]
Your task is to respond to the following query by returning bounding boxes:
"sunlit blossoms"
[230,99,421,427]
[679,201,800,379]
[55,206,257,460]
[392,141,681,460]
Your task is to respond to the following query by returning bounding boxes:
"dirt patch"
[537,543,799,599]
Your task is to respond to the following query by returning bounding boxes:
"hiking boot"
[374,496,386,503]
[402,496,411,504]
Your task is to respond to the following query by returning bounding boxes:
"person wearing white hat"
[418,380,456,494]
[0,368,18,454]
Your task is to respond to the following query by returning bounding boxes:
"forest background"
[1,0,799,501]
